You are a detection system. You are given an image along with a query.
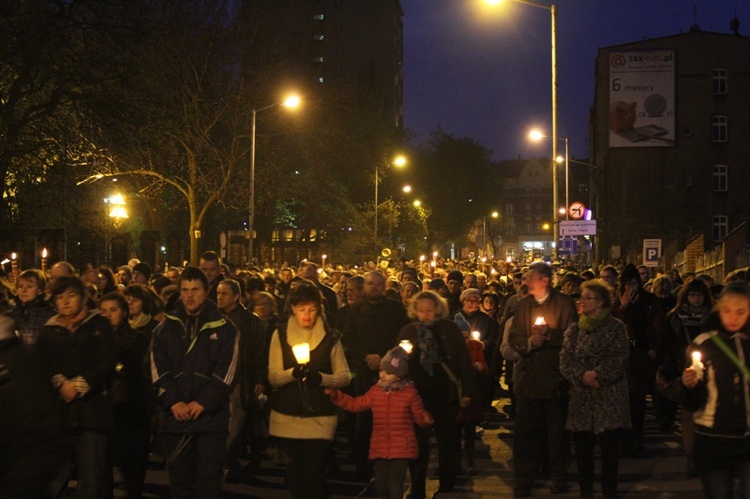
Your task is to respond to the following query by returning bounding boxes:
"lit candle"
[432,251,438,259]
[481,257,487,263]
[11,252,18,279]
[471,331,481,341]
[490,268,497,275]
[41,248,48,273]
[292,343,310,365]
[534,316,546,326]
[321,254,327,267]
[690,351,704,380]
[430,260,436,278]
[399,340,413,355]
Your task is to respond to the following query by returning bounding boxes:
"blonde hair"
[407,290,449,320]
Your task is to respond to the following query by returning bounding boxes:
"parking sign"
[643,239,661,267]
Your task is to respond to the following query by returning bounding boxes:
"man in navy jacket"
[151,266,238,498]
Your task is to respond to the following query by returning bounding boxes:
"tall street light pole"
[374,155,406,244]
[492,0,558,259]
[248,95,300,265]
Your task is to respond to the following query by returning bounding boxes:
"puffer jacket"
[328,381,431,460]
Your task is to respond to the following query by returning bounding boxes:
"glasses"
[464,298,480,304]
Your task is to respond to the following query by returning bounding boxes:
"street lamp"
[490,0,558,259]
[374,154,407,243]
[529,129,569,219]
[248,95,300,264]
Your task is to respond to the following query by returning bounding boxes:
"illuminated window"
[313,14,324,21]
[313,34,324,41]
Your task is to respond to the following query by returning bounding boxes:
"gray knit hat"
[380,346,409,378]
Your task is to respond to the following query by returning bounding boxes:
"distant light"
[403,185,412,193]
[112,178,118,182]
[393,155,407,167]
[529,129,546,141]
[556,155,564,164]
[491,211,499,218]
[558,207,566,215]
[161,246,166,252]
[585,209,593,221]
[295,170,300,175]
[283,95,301,108]
[413,200,421,207]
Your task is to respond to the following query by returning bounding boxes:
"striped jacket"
[151,299,238,433]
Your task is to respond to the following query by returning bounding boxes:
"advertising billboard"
[609,50,675,148]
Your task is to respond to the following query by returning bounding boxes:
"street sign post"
[559,219,596,236]
[568,202,586,220]
[643,239,662,267]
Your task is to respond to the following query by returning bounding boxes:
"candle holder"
[11,253,18,280]
[690,351,704,380]
[292,343,310,365]
[399,339,413,355]
[41,248,48,274]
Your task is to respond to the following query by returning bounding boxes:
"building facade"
[591,29,750,263]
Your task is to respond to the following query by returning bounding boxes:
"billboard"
[609,50,675,148]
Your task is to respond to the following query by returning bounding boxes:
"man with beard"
[342,271,409,480]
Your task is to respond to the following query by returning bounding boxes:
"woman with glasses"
[560,279,630,499]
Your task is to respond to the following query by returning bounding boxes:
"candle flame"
[292,343,310,365]
[42,248,48,258]
[431,261,436,267]
[471,331,481,341]
[11,252,17,260]
[691,351,701,362]
[399,339,413,355]
[535,316,546,326]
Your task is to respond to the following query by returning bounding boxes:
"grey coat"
[560,315,631,434]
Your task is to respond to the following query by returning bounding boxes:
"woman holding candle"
[560,279,630,499]
[267,281,350,498]
[681,282,750,498]
[454,288,499,413]
[396,290,475,498]
[665,277,712,476]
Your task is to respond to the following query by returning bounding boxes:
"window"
[712,164,728,191]
[712,115,728,142]
[525,223,533,235]
[536,223,544,234]
[503,186,513,196]
[313,14,324,21]
[536,203,543,215]
[505,204,514,216]
[713,68,727,95]
[313,34,324,41]
[713,215,728,242]
[525,203,531,215]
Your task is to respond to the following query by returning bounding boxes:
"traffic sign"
[569,202,586,220]
[643,239,662,267]
[559,220,596,236]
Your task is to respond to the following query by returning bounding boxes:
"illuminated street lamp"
[375,155,407,243]
[402,185,412,194]
[249,94,300,263]
[489,0,558,258]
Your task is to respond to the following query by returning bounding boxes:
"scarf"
[57,307,90,333]
[578,308,610,333]
[676,303,709,330]
[378,378,411,392]
[417,322,440,376]
[129,313,153,331]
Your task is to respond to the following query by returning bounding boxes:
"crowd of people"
[0,252,749,499]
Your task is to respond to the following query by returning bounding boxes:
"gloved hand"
[304,369,323,387]
[292,364,309,380]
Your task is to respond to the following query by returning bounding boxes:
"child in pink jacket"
[326,345,433,499]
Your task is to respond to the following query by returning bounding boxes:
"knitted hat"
[133,262,152,280]
[428,278,446,291]
[380,346,409,378]
[460,288,481,302]
[446,270,464,283]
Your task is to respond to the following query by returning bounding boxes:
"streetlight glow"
[403,185,412,193]
[529,129,545,141]
[283,95,301,108]
[491,211,499,218]
[413,199,421,207]
[393,155,407,167]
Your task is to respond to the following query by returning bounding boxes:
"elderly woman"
[560,279,630,499]
[267,281,350,498]
[454,287,499,411]
[396,290,475,498]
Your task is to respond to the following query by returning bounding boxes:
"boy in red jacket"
[326,346,433,498]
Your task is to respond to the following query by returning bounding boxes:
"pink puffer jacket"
[329,382,432,459]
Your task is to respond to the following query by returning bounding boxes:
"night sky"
[402,0,746,160]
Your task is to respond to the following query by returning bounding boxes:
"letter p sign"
[643,239,662,268]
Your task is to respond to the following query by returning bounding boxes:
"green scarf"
[578,308,610,332]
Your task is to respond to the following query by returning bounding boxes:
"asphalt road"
[105,396,710,498]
